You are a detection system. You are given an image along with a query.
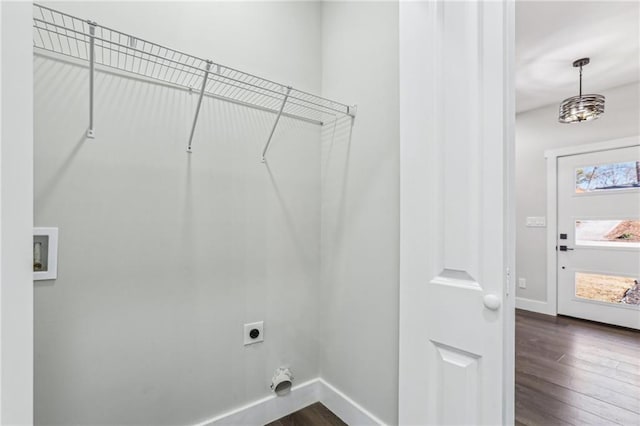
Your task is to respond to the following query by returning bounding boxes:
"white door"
[557,146,640,330]
[399,1,514,425]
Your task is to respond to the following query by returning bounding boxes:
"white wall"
[34,2,322,425]
[1,2,34,424]
[320,2,399,425]
[516,82,640,303]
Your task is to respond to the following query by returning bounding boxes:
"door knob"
[483,294,501,310]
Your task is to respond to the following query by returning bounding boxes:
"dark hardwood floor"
[265,402,346,426]
[516,309,640,426]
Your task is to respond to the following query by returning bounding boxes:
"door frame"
[0,1,35,424]
[544,136,640,317]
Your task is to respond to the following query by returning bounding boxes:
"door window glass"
[575,220,640,248]
[575,161,640,193]
[575,272,639,305]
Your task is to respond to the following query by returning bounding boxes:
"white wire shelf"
[32,3,356,159]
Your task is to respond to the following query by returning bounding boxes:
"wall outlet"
[518,278,526,289]
[244,321,264,346]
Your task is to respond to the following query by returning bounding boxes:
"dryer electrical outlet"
[244,321,264,345]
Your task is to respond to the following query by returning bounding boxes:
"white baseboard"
[192,378,320,426]
[318,379,386,426]
[191,377,384,426]
[516,297,555,316]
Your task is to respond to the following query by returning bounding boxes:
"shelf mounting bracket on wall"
[86,20,97,139]
[261,86,291,163]
[187,60,213,153]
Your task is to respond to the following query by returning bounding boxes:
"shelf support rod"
[86,20,97,139]
[187,60,212,153]
[262,86,291,163]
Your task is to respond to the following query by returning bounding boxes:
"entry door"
[399,1,513,425]
[557,146,640,330]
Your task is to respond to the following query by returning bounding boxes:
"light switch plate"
[518,278,526,289]
[526,216,546,228]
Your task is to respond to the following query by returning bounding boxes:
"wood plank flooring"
[265,402,347,426]
[516,309,640,426]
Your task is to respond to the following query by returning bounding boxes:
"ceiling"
[516,1,640,113]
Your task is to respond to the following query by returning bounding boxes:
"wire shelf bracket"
[32,3,357,160]
[186,60,212,153]
[261,86,291,163]
[87,20,96,139]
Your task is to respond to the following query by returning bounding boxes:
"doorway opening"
[514,1,640,424]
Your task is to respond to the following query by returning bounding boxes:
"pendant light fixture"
[558,58,605,123]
